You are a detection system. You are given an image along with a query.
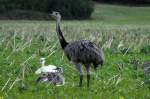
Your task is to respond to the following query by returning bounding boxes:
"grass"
[0,4,150,99]
[92,4,150,24]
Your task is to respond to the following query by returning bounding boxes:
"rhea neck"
[56,18,61,33]
[55,17,68,49]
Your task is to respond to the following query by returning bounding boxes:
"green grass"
[0,4,150,99]
[92,4,150,24]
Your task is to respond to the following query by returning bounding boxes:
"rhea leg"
[86,65,90,88]
[74,63,83,87]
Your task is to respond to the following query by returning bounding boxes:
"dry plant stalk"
[1,78,11,92]
[8,77,21,92]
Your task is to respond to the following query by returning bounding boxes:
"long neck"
[56,18,68,49]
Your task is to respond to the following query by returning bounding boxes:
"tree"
[0,0,94,19]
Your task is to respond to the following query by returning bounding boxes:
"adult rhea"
[51,11,104,87]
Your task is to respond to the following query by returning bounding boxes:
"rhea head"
[51,11,61,21]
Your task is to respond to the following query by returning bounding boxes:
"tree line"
[0,0,93,19]
[93,0,150,5]
[0,0,150,20]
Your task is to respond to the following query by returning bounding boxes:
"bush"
[0,0,94,19]
[0,0,16,13]
[46,0,94,19]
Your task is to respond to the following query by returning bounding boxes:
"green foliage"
[92,4,150,24]
[0,0,16,12]
[49,0,94,19]
[0,0,94,19]
[0,4,150,99]
[0,20,150,98]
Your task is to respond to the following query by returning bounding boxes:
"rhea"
[51,11,104,87]
[35,58,63,75]
[35,58,65,85]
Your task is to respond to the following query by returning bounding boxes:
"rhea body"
[51,11,104,87]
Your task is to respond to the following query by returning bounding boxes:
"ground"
[0,4,150,99]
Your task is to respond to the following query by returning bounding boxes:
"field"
[0,4,150,99]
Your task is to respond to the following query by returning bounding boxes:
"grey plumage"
[36,73,64,85]
[51,11,104,87]
[64,40,104,67]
